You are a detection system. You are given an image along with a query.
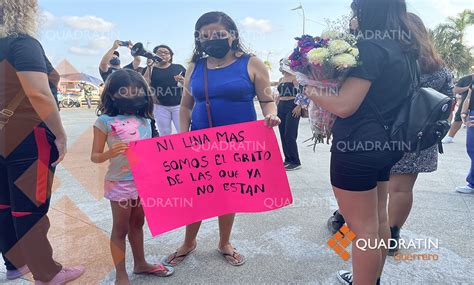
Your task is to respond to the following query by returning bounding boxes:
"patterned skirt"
[391,144,438,174]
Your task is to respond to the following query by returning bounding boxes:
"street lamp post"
[291,1,306,34]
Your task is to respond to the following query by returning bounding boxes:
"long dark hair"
[153,44,174,63]
[97,69,154,119]
[350,0,421,53]
[191,11,248,63]
[407,13,444,74]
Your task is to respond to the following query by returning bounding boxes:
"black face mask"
[201,39,231,59]
[112,96,148,113]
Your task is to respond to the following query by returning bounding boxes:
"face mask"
[112,96,148,113]
[201,39,231,59]
[109,57,121,66]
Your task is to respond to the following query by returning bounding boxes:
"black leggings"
[0,124,62,281]
[277,100,301,165]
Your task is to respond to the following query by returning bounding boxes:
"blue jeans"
[466,111,474,187]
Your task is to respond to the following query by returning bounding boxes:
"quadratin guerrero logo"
[327,225,356,261]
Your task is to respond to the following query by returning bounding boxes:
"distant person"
[78,82,93,109]
[144,45,186,136]
[277,58,302,171]
[456,80,474,194]
[99,40,141,82]
[442,69,474,144]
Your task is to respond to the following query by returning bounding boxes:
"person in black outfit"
[0,1,85,283]
[98,40,142,82]
[443,71,474,143]
[277,58,302,171]
[304,0,422,284]
[144,45,186,136]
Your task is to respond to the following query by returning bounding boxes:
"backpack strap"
[366,52,419,138]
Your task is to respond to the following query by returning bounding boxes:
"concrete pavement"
[1,108,473,284]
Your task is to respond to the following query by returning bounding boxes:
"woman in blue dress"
[164,11,280,267]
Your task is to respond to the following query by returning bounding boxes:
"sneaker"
[441,136,454,144]
[284,161,291,167]
[455,185,474,194]
[388,226,400,256]
[6,265,30,280]
[337,270,353,285]
[35,266,85,285]
[285,164,302,171]
[327,210,345,234]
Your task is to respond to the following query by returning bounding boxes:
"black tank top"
[278,82,298,97]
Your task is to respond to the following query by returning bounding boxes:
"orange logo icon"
[327,225,356,261]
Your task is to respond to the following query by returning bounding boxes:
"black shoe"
[285,164,302,171]
[284,161,291,167]
[337,270,380,285]
[337,270,353,285]
[327,210,345,234]
[388,226,400,256]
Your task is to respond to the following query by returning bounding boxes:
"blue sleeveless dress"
[190,55,257,131]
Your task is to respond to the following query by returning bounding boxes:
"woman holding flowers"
[303,0,421,284]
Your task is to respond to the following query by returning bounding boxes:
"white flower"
[328,40,351,55]
[331,53,357,69]
[307,48,330,65]
[321,30,339,39]
[349,47,359,57]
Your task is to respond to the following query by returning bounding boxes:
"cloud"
[69,36,112,56]
[39,10,56,28]
[63,15,114,32]
[69,46,100,56]
[240,17,273,33]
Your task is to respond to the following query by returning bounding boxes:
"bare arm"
[305,77,372,119]
[179,63,196,133]
[91,127,128,163]
[99,41,120,72]
[454,85,470,95]
[249,57,280,127]
[461,88,471,114]
[16,71,67,166]
[91,127,109,163]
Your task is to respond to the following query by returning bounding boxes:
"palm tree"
[430,9,474,77]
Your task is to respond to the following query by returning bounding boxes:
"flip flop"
[217,248,246,266]
[163,247,197,266]
[133,264,174,277]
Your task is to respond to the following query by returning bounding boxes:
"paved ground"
[1,107,473,285]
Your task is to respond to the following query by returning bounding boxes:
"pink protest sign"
[127,120,292,236]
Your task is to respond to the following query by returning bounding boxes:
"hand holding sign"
[127,120,292,236]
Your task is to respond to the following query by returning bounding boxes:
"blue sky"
[38,0,474,81]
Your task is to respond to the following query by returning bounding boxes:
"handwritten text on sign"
[127,120,293,236]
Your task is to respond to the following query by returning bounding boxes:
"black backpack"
[369,55,453,155]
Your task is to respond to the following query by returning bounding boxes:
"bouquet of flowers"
[289,32,359,145]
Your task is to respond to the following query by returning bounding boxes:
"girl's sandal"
[133,264,174,277]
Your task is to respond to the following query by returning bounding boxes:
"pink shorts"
[104,180,139,202]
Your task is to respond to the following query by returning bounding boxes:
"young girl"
[91,69,173,285]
